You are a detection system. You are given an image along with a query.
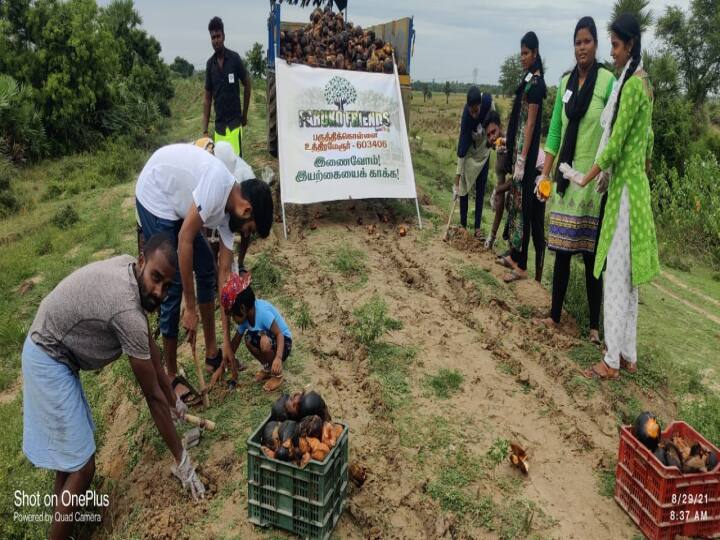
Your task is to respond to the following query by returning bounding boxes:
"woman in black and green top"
[536,17,615,344]
[499,31,547,283]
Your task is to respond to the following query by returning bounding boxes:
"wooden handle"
[442,197,457,240]
[191,343,210,408]
[185,414,216,431]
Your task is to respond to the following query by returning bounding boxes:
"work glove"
[171,395,187,424]
[596,171,610,194]
[513,155,526,182]
[559,163,585,186]
[171,449,206,501]
[452,185,459,201]
[489,188,497,212]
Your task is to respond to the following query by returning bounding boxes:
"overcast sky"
[99,0,691,85]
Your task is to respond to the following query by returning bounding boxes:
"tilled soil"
[94,199,661,539]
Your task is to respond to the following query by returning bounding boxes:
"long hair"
[609,14,642,130]
[521,31,544,77]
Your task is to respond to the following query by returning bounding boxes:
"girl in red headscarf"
[221,272,293,392]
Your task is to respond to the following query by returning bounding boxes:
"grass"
[249,251,283,296]
[350,295,402,346]
[294,301,315,332]
[425,368,464,398]
[367,342,415,412]
[328,244,367,287]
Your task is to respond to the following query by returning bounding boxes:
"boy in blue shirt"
[220,272,292,392]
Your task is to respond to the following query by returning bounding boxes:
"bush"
[0,75,47,162]
[652,153,720,263]
[0,161,21,218]
[52,205,80,229]
[651,95,694,173]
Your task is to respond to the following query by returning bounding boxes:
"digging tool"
[442,194,458,240]
[190,342,210,409]
[185,414,216,431]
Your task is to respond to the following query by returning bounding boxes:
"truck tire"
[267,72,278,157]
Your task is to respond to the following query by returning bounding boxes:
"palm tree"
[609,0,653,33]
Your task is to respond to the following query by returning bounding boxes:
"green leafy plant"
[52,205,80,230]
[426,368,464,398]
[351,295,402,345]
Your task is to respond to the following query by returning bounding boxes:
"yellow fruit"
[538,178,552,199]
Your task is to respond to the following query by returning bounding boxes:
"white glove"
[490,188,497,212]
[171,395,187,424]
[513,155,526,181]
[559,163,585,186]
[484,234,495,250]
[452,185,459,200]
[596,171,610,194]
[171,449,206,501]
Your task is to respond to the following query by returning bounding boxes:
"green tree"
[245,42,266,79]
[98,0,174,116]
[170,56,194,78]
[498,54,524,96]
[609,0,654,32]
[656,0,720,108]
[324,76,356,111]
[444,81,451,104]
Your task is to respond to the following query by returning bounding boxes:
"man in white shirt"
[135,144,273,398]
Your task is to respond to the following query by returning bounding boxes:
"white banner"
[275,59,418,205]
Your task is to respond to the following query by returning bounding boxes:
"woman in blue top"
[220,272,293,392]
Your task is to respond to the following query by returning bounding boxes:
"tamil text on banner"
[275,59,417,205]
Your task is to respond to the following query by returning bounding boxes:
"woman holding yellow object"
[536,17,615,344]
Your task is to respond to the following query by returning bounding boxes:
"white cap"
[214,141,255,183]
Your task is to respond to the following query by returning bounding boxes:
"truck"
[265,1,415,157]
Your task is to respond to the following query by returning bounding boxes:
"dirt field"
[3,83,718,540]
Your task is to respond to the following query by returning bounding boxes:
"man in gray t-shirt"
[22,233,205,540]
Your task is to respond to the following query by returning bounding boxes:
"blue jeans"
[460,160,489,230]
[136,201,216,338]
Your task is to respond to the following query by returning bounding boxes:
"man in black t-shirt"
[203,16,251,157]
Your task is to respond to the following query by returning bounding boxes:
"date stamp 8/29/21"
[669,493,712,522]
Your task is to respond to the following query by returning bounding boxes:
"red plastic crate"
[615,421,720,539]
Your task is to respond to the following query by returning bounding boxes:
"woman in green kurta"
[561,14,659,379]
[536,17,615,345]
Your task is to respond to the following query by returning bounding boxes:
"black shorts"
[245,331,293,362]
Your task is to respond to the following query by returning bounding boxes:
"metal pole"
[282,202,288,240]
[415,198,423,230]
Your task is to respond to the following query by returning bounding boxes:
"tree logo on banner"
[324,76,357,112]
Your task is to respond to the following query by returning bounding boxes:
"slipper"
[620,357,637,374]
[172,375,203,406]
[589,330,602,346]
[503,269,527,283]
[582,361,619,380]
[495,256,515,270]
[205,350,222,371]
[263,376,284,392]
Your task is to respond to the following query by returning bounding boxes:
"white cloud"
[100,0,691,87]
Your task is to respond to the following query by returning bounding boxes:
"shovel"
[442,194,458,240]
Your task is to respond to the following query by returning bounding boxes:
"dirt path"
[660,270,720,310]
[652,280,720,326]
[253,201,639,539]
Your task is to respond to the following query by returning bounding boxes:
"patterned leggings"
[603,186,638,369]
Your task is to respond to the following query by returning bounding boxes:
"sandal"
[172,375,203,406]
[582,361,619,380]
[495,255,515,270]
[205,350,222,372]
[503,269,527,283]
[589,329,601,346]
[620,356,637,374]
